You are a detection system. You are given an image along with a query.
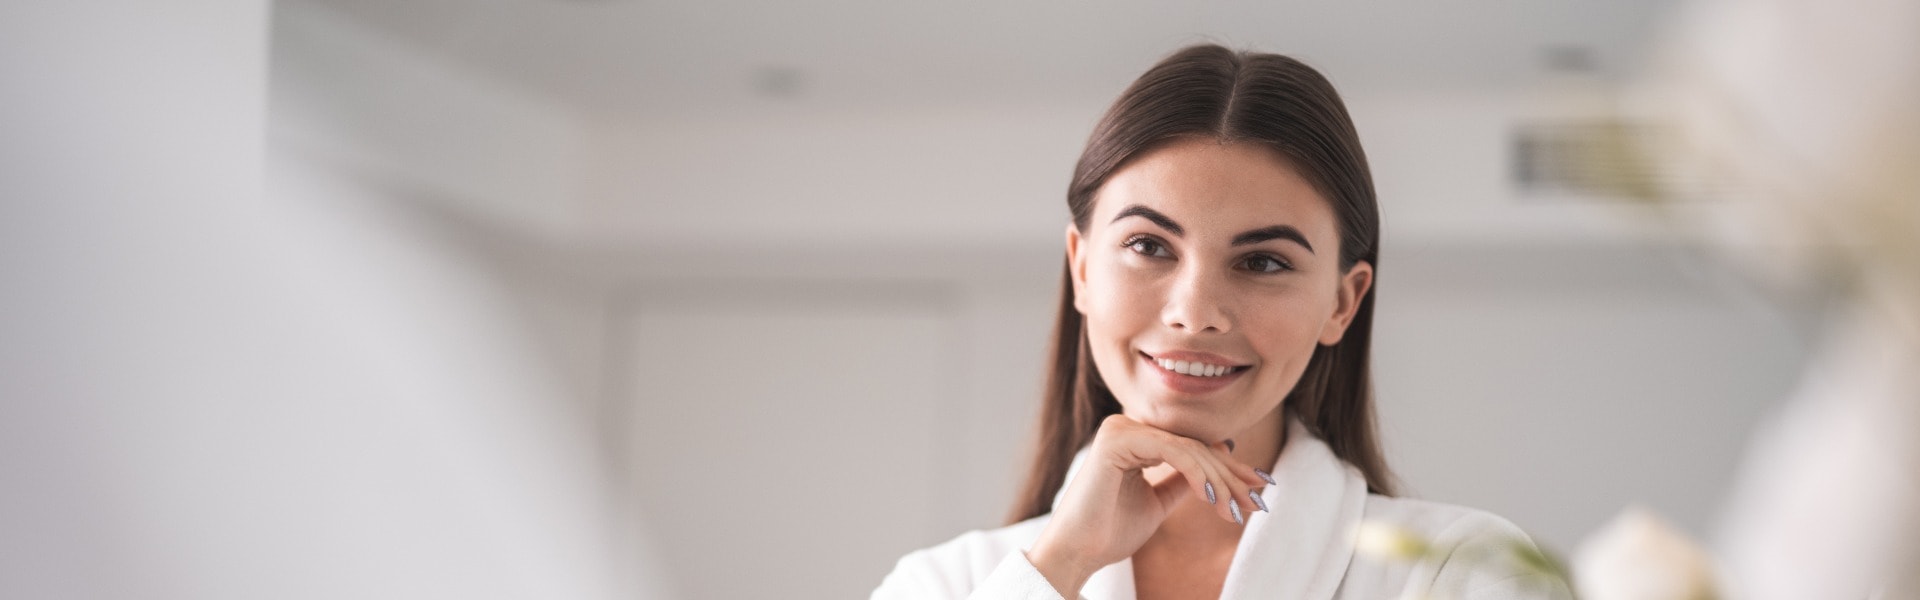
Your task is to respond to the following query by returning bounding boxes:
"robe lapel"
[1050,417,1367,600]
[1217,417,1367,600]
[1080,555,1135,599]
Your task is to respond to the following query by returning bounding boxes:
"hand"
[1025,414,1271,598]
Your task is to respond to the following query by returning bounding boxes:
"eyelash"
[1122,234,1172,258]
[1121,234,1294,273]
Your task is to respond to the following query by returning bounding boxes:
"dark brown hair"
[1007,44,1395,524]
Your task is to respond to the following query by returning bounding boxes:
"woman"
[872,44,1567,600]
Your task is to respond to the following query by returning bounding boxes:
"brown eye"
[1125,236,1172,258]
[1242,254,1292,273]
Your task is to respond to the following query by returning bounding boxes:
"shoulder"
[873,515,1051,598]
[1354,495,1571,599]
[1363,494,1534,546]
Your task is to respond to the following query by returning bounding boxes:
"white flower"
[1354,520,1431,562]
[1573,507,1719,600]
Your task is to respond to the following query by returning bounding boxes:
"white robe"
[872,417,1571,599]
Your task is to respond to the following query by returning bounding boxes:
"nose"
[1160,263,1231,334]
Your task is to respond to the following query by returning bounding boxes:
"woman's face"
[1067,137,1373,443]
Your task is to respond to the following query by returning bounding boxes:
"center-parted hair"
[1008,44,1394,524]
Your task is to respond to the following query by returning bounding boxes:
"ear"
[1065,222,1090,315]
[1317,260,1374,346]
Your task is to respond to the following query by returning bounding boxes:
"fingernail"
[1255,469,1276,486]
[1230,500,1244,524]
[1249,490,1268,512]
[1225,439,1236,452]
[1205,481,1216,504]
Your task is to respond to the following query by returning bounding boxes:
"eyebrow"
[1231,225,1315,253]
[1112,205,1184,236]
[1110,204,1315,254]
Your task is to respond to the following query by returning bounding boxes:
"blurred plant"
[1356,506,1720,600]
[1356,520,1571,600]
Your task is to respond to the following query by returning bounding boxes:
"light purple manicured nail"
[1230,500,1243,524]
[1204,481,1216,504]
[1249,490,1268,512]
[1255,469,1276,486]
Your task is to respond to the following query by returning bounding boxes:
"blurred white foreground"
[1,3,621,598]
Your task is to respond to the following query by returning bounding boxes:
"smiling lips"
[1139,350,1250,394]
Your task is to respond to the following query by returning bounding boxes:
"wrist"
[1025,542,1094,598]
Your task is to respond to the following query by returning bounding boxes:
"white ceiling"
[301,0,1680,116]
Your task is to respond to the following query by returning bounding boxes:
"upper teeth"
[1155,358,1234,377]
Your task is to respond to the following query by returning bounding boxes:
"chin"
[1126,400,1235,442]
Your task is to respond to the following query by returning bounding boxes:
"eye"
[1123,235,1173,259]
[1240,254,1293,273]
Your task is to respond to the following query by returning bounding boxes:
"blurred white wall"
[268,2,628,598]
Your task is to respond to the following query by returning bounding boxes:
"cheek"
[1080,259,1160,386]
[1084,258,1159,328]
[1243,292,1333,363]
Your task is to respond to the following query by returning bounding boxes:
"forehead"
[1090,138,1335,236]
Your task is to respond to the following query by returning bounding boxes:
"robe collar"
[1049,416,1368,600]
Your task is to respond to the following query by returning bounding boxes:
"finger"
[1196,443,1252,523]
[1136,436,1228,515]
[1095,419,1225,515]
[1149,469,1190,510]
[1209,441,1271,504]
[1155,442,1227,512]
[1210,442,1268,516]
[1168,438,1236,524]
[1104,418,1251,523]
